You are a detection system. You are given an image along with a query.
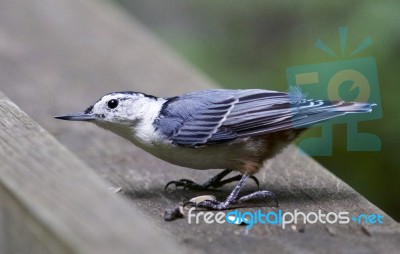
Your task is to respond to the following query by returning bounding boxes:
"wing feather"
[154,89,373,146]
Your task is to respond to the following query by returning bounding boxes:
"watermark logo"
[286,27,382,156]
[187,208,384,229]
[352,213,384,224]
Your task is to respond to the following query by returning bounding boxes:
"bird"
[55,88,375,210]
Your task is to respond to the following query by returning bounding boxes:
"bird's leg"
[186,174,277,210]
[234,190,277,207]
[165,169,259,191]
[186,174,249,210]
[216,174,260,189]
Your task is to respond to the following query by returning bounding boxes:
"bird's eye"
[107,99,119,109]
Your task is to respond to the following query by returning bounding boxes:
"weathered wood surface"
[0,0,399,253]
[0,92,184,253]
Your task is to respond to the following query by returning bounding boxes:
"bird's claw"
[164,174,260,192]
[165,179,207,191]
[249,176,260,189]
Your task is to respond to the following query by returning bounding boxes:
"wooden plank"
[0,0,399,253]
[0,92,184,254]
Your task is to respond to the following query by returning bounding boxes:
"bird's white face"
[56,91,167,148]
[56,92,161,128]
[88,92,151,126]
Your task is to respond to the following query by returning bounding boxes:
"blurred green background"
[113,0,399,220]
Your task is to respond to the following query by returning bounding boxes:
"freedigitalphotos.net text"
[187,208,383,229]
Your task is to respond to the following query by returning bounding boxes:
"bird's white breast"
[110,97,269,172]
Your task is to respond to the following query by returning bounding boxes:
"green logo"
[286,27,382,156]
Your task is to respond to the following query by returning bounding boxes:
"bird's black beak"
[54,112,96,121]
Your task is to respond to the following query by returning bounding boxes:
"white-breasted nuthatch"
[55,88,374,210]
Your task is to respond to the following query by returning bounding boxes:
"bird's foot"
[165,174,259,191]
[235,190,278,207]
[185,190,277,210]
[165,179,207,191]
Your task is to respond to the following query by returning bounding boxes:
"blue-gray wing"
[154,89,241,146]
[154,89,373,146]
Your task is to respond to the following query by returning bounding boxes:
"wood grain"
[0,92,183,254]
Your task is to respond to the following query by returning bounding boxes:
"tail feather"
[292,100,375,129]
[329,101,375,113]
